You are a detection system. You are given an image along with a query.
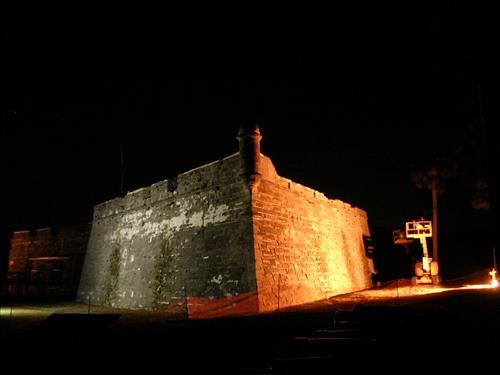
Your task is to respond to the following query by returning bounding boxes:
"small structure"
[77,125,375,317]
[7,224,90,297]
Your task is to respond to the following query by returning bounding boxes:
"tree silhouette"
[411,160,456,267]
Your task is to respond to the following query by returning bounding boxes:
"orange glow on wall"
[185,154,375,317]
[251,155,374,313]
[77,125,375,317]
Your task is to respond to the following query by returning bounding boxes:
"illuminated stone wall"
[252,156,375,312]
[7,224,90,296]
[77,153,257,313]
[77,125,374,316]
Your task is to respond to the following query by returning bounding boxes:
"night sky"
[2,3,497,275]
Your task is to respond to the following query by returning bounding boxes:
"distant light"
[460,284,496,290]
[489,268,498,288]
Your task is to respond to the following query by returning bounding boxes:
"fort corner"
[77,125,375,317]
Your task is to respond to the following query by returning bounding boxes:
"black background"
[2,2,497,279]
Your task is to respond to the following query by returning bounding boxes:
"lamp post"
[430,169,439,265]
[412,165,449,283]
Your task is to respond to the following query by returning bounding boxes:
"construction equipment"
[393,218,440,285]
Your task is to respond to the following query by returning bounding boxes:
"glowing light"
[460,284,497,290]
[489,268,498,288]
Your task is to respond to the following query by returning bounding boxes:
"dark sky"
[1,3,495,244]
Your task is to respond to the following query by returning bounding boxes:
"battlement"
[94,153,241,221]
[78,126,374,316]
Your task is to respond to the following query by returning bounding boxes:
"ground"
[1,270,499,374]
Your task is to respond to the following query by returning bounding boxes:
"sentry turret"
[237,123,262,190]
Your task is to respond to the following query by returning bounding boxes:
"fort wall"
[7,224,90,296]
[77,153,257,313]
[77,125,375,317]
[253,156,374,312]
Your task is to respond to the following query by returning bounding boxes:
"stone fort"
[6,224,90,297]
[77,125,375,317]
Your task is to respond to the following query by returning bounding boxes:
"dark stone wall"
[77,153,257,313]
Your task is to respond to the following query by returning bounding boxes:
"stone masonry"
[7,224,90,297]
[253,156,373,311]
[77,153,256,314]
[77,125,375,317]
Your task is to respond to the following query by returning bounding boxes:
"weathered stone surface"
[77,153,257,313]
[253,156,374,312]
[77,127,375,317]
